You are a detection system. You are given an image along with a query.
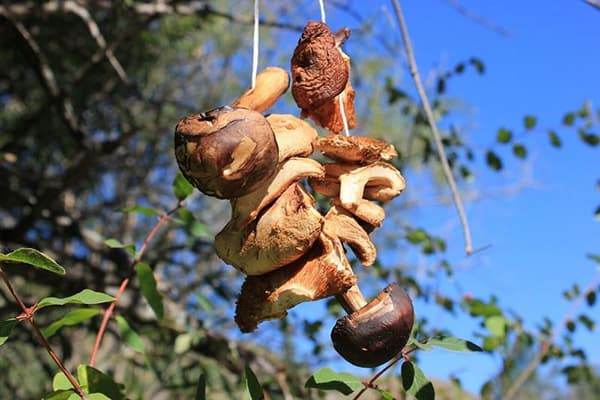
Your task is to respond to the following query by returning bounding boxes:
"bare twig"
[0,5,83,143]
[89,202,182,366]
[390,0,474,255]
[442,0,511,36]
[583,0,600,11]
[0,266,87,399]
[503,271,600,400]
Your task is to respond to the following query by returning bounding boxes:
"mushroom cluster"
[174,21,414,368]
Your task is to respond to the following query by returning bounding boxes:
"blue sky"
[309,0,600,393]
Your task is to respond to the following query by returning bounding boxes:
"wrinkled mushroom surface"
[266,114,318,162]
[316,134,397,164]
[231,157,324,229]
[232,67,290,113]
[235,234,356,332]
[174,106,278,199]
[215,183,323,275]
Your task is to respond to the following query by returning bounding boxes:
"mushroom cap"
[235,234,356,332]
[174,106,279,199]
[266,114,318,162]
[231,157,324,229]
[291,21,349,111]
[323,205,376,266]
[215,183,323,275]
[331,283,415,368]
[315,134,398,164]
[232,67,290,113]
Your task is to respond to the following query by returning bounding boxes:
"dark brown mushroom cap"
[174,106,279,199]
[291,21,349,111]
[331,283,415,368]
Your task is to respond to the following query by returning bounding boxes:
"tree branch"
[390,0,475,254]
[583,0,600,11]
[442,0,511,36]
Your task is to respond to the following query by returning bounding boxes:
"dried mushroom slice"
[231,157,324,229]
[266,114,318,162]
[316,134,397,164]
[215,183,323,276]
[232,67,290,113]
[323,205,376,266]
[332,198,385,228]
[174,106,278,199]
[235,234,356,332]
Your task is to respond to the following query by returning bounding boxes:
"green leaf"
[469,57,485,74]
[103,239,136,257]
[578,314,595,331]
[173,172,194,200]
[563,112,575,126]
[485,150,502,171]
[465,299,502,318]
[0,318,20,346]
[244,366,263,400]
[38,289,114,309]
[523,115,537,130]
[115,316,145,354]
[485,315,510,337]
[588,253,600,264]
[594,205,600,220]
[578,130,599,146]
[400,361,435,400]
[586,290,596,306]
[135,262,164,320]
[427,336,482,352]
[176,209,213,239]
[512,143,527,159]
[42,390,77,400]
[406,229,428,244]
[77,365,124,400]
[118,205,161,217]
[305,367,363,395]
[376,389,395,400]
[0,248,65,275]
[44,308,102,338]
[548,130,562,148]
[53,372,74,391]
[496,128,512,143]
[88,394,111,400]
[195,374,207,400]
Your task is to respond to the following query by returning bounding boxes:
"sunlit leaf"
[0,248,65,275]
[43,308,101,338]
[484,315,510,337]
[173,172,194,200]
[427,336,482,352]
[305,367,363,395]
[0,318,20,346]
[406,229,428,244]
[400,361,435,400]
[115,316,145,354]
[377,389,395,400]
[103,239,136,257]
[41,389,77,400]
[244,366,263,400]
[38,289,114,309]
[77,365,124,400]
[135,262,164,319]
[52,372,74,391]
[117,205,160,217]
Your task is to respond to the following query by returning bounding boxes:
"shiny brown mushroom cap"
[174,106,279,199]
[331,283,415,368]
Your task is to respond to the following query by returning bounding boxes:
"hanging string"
[339,96,350,136]
[318,0,327,23]
[251,0,260,90]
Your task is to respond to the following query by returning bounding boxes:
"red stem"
[89,203,181,366]
[0,266,87,399]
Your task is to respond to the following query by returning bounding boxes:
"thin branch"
[0,266,87,399]
[0,5,84,143]
[390,0,475,255]
[442,0,511,36]
[89,202,182,366]
[503,271,600,400]
[61,1,128,83]
[583,0,600,11]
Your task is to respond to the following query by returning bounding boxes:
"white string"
[318,0,327,23]
[339,95,350,136]
[251,0,260,90]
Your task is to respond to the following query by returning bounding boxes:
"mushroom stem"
[335,284,367,314]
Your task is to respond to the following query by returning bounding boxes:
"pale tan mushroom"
[235,233,356,332]
[215,183,323,276]
[231,157,324,229]
[332,198,385,228]
[322,205,376,266]
[232,67,290,113]
[266,114,318,162]
[315,134,397,164]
